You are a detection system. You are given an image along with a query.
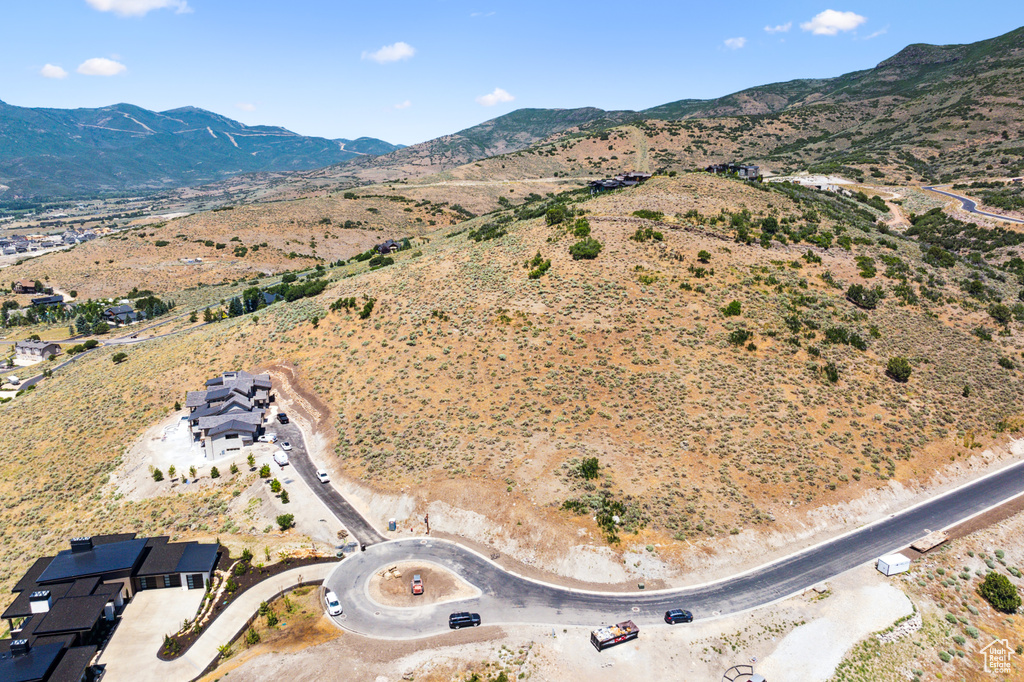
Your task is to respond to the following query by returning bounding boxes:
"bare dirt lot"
[368,561,479,608]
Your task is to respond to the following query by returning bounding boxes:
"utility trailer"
[590,620,639,651]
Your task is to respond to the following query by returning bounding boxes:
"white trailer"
[877,552,911,576]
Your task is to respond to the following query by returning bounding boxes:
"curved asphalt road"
[924,186,1024,225]
[324,458,1024,638]
[274,420,386,546]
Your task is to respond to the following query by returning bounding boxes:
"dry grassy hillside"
[3,174,1023,594]
[2,193,461,299]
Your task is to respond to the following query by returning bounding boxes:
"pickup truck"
[590,620,639,651]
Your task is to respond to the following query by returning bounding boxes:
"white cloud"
[800,10,867,36]
[724,37,747,50]
[77,57,127,76]
[476,87,515,107]
[764,22,792,34]
[235,102,256,112]
[864,26,889,40]
[40,64,68,79]
[85,0,191,17]
[394,100,412,109]
[361,42,415,64]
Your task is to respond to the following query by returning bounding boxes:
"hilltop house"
[0,534,219,682]
[588,172,652,194]
[101,305,141,326]
[14,340,60,365]
[30,295,64,309]
[375,239,402,255]
[13,281,53,295]
[706,163,761,180]
[185,370,273,458]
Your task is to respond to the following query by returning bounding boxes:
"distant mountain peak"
[876,43,966,70]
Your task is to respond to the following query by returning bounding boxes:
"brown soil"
[367,561,478,607]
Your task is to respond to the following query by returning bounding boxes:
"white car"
[280,441,293,451]
[316,469,330,484]
[273,450,289,467]
[324,590,343,616]
[257,432,277,443]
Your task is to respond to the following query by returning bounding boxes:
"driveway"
[98,588,205,682]
[923,186,1024,224]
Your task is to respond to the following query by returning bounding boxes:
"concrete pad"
[99,588,205,682]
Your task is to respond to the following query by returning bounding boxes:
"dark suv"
[276,412,289,424]
[664,609,693,624]
[448,612,481,629]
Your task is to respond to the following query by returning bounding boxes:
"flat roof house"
[0,534,219,682]
[14,341,60,364]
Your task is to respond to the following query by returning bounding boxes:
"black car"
[448,612,481,629]
[277,412,289,424]
[664,609,693,624]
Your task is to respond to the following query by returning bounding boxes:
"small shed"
[877,552,911,576]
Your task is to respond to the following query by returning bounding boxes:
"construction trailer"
[877,552,912,576]
[590,620,639,651]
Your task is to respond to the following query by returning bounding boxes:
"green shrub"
[728,329,753,346]
[722,300,741,317]
[886,357,912,383]
[545,206,566,226]
[697,250,711,263]
[152,468,163,482]
[210,467,220,479]
[276,514,294,531]
[259,464,271,478]
[569,237,603,260]
[632,209,664,221]
[572,218,591,237]
[978,571,1021,612]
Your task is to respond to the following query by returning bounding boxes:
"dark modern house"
[705,163,761,180]
[100,305,141,326]
[30,295,64,309]
[375,239,401,255]
[185,370,273,458]
[588,172,652,194]
[1,534,219,682]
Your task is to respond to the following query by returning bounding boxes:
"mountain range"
[2,26,1023,198]
[0,101,401,197]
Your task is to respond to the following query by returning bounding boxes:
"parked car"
[664,609,693,624]
[277,412,289,424]
[257,432,277,443]
[324,590,343,616]
[411,574,423,595]
[448,612,481,629]
[280,441,293,451]
[273,450,289,467]
[316,469,330,484]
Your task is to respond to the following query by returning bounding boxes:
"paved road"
[275,420,386,547]
[924,186,1024,224]
[325,458,1024,638]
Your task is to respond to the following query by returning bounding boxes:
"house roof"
[185,391,208,408]
[136,538,219,577]
[47,645,97,682]
[177,544,219,574]
[104,305,134,315]
[197,411,264,432]
[32,595,109,636]
[14,341,59,352]
[36,539,147,585]
[0,640,65,682]
[12,559,52,594]
[206,419,260,438]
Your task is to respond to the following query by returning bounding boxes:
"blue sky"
[3,1,1024,145]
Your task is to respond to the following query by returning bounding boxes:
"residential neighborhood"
[186,370,273,459]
